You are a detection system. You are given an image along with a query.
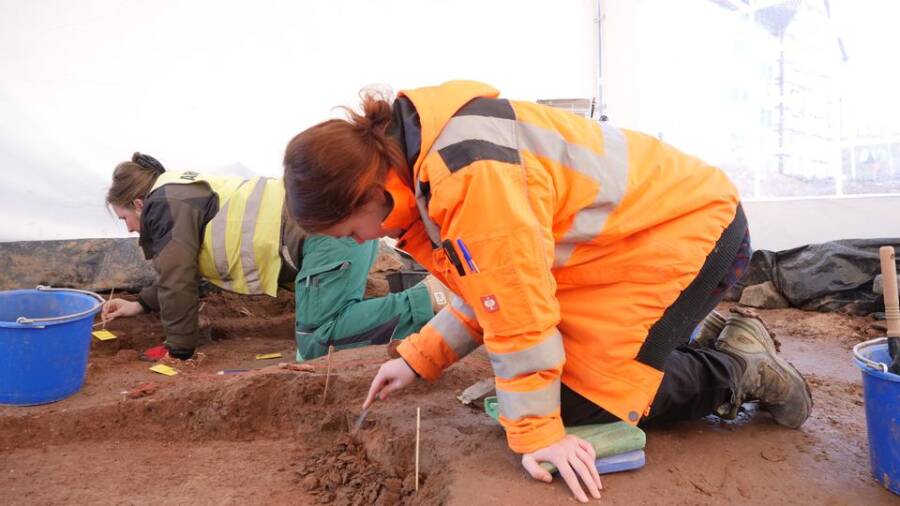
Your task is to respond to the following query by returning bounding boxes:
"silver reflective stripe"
[417,115,519,246]
[210,180,247,291]
[488,328,564,380]
[239,178,269,293]
[451,295,476,320]
[422,115,628,267]
[517,121,629,268]
[211,201,231,285]
[432,115,517,151]
[496,378,561,420]
[553,243,577,270]
[429,306,479,359]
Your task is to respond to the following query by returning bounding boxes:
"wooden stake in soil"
[321,345,335,405]
[415,407,421,492]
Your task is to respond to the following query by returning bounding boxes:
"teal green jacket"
[294,236,434,361]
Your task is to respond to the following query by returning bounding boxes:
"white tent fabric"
[0,0,594,242]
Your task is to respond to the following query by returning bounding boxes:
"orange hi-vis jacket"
[386,81,741,454]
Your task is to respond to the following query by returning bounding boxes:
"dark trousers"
[562,206,750,427]
[562,345,742,426]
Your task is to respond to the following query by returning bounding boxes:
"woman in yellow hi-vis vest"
[102,153,447,362]
[280,81,813,502]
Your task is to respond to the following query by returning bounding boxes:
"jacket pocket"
[454,263,536,336]
[295,260,351,328]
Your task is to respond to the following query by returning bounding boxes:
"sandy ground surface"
[0,292,896,505]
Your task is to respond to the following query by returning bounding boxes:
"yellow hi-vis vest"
[151,171,285,296]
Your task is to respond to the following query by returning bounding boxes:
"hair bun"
[132,152,166,175]
[353,86,392,136]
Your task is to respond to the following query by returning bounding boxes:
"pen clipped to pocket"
[441,239,466,276]
[456,239,479,274]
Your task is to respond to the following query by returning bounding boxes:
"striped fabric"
[414,97,628,423]
[151,172,285,296]
[427,98,629,266]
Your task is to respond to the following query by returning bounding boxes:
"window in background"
[622,0,900,200]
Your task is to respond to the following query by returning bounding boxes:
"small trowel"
[351,397,376,435]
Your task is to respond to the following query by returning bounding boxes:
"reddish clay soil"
[0,293,896,505]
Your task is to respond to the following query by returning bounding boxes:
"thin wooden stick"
[102,287,115,330]
[321,345,335,405]
[415,407,421,492]
[198,302,206,313]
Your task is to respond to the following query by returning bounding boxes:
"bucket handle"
[853,337,889,374]
[15,285,105,325]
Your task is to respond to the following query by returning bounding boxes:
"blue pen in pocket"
[456,239,479,274]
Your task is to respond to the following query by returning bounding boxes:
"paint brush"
[102,287,115,330]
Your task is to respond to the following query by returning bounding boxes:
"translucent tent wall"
[0,0,594,242]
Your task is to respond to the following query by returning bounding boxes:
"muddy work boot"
[692,310,727,349]
[715,315,813,428]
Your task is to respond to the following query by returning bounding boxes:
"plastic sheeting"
[737,238,900,314]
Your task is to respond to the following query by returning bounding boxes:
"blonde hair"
[106,152,166,208]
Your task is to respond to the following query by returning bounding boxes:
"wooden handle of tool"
[880,246,900,337]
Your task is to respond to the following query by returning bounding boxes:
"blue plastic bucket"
[853,337,900,495]
[0,286,103,405]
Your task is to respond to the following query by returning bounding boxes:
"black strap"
[636,205,749,370]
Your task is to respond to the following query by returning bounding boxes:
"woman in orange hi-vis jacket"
[282,81,812,502]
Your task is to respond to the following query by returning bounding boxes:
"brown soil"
[0,294,896,505]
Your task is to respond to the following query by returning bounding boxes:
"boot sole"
[763,353,813,429]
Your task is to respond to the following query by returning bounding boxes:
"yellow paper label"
[255,352,283,360]
[149,364,178,376]
[92,330,117,341]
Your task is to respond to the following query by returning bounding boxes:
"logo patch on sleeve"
[480,295,500,313]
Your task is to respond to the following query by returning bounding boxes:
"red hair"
[283,88,411,232]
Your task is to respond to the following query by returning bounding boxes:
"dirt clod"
[384,478,402,493]
[760,448,787,462]
[277,362,315,372]
[319,411,347,432]
[401,474,416,494]
[297,435,422,505]
[126,382,158,399]
[113,349,140,363]
[302,475,320,491]
[376,490,402,506]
